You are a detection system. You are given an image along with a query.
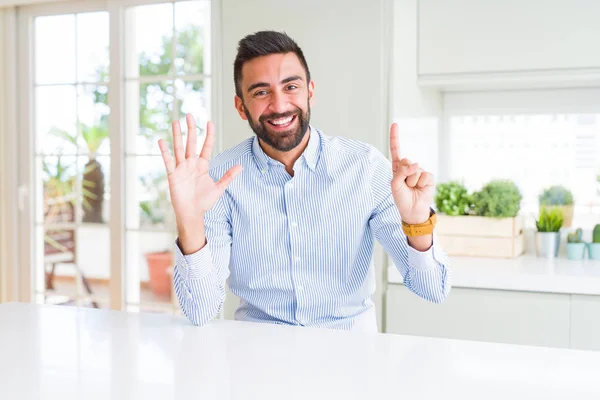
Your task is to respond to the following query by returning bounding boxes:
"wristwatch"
[401,208,437,237]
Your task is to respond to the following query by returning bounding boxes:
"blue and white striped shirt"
[173,126,451,331]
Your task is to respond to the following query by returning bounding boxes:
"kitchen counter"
[2,302,600,399]
[388,255,600,295]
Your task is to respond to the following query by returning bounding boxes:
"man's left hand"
[389,123,435,225]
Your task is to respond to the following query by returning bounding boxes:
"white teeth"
[270,116,293,126]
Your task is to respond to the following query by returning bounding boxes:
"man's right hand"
[158,114,243,254]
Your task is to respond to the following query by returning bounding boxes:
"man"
[158,31,451,332]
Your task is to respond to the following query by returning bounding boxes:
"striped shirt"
[173,126,452,331]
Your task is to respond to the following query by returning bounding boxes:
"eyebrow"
[246,75,304,93]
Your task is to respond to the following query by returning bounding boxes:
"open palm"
[158,114,242,227]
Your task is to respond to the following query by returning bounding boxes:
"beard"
[243,100,311,152]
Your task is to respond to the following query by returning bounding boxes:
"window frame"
[14,0,222,309]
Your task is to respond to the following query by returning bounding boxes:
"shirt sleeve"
[367,147,452,303]
[173,192,232,326]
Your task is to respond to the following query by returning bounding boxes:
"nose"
[268,90,288,114]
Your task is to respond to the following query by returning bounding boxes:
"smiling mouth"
[267,114,296,128]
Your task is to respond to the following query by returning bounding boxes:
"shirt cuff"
[406,233,449,270]
[174,239,214,280]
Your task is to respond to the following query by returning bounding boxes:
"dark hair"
[233,30,311,98]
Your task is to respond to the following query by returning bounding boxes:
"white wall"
[219,0,392,329]
[392,0,442,180]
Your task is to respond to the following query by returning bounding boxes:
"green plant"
[535,206,564,232]
[434,181,473,216]
[472,180,522,218]
[593,224,600,243]
[538,185,574,206]
[567,228,583,243]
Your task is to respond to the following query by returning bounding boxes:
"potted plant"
[434,181,473,216]
[434,179,524,258]
[535,206,564,258]
[566,228,586,261]
[589,224,600,261]
[538,185,574,228]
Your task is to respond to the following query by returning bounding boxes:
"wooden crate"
[435,215,525,258]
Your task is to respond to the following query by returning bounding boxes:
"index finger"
[389,123,401,161]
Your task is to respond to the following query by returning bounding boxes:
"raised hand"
[389,123,435,225]
[158,114,242,253]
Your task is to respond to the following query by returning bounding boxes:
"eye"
[286,84,298,91]
[254,90,268,97]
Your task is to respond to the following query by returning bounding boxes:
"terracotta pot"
[557,205,574,228]
[145,251,173,297]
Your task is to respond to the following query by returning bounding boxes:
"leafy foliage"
[434,181,473,216]
[472,180,522,218]
[535,206,564,232]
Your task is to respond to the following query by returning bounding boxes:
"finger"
[389,123,401,162]
[416,171,434,188]
[215,165,243,192]
[200,121,215,160]
[394,161,419,178]
[172,120,185,166]
[405,168,423,188]
[185,114,197,159]
[158,139,176,175]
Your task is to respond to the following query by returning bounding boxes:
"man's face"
[235,52,314,152]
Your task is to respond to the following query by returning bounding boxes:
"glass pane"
[126,156,173,231]
[448,114,600,230]
[35,15,76,84]
[175,79,210,142]
[126,230,176,308]
[77,12,109,83]
[40,225,111,309]
[127,81,174,155]
[175,1,211,75]
[40,155,78,225]
[126,3,174,78]
[36,86,77,155]
[78,85,110,156]
[79,156,110,224]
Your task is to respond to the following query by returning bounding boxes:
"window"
[443,90,600,231]
[19,0,213,313]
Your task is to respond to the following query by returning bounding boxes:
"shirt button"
[294,256,300,262]
[291,221,298,228]
[261,169,266,174]
[288,183,294,189]
[297,285,304,291]
[187,291,193,300]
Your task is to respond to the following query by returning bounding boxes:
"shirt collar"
[251,125,321,174]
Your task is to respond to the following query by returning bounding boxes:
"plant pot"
[588,243,600,261]
[557,205,574,228]
[145,251,173,297]
[566,243,586,260]
[536,231,560,258]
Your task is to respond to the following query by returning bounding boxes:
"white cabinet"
[418,0,600,78]
[570,295,600,351]
[386,285,571,349]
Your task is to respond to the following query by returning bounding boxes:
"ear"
[234,95,248,120]
[308,80,315,107]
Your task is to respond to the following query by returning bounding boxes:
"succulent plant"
[593,224,600,244]
[567,228,583,243]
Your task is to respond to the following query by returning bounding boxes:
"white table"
[1,303,600,400]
